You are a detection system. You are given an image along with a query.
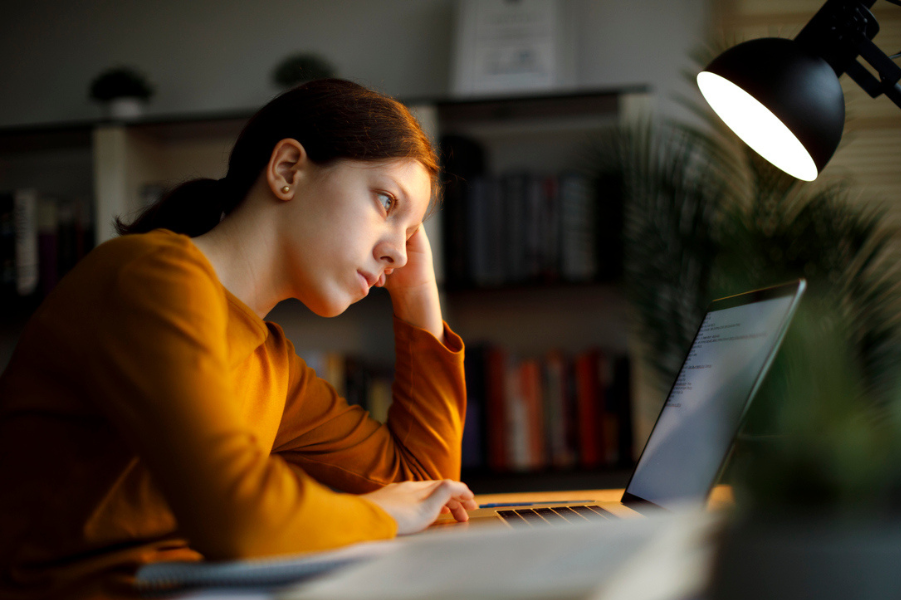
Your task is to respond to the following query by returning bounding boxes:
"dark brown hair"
[116,78,440,236]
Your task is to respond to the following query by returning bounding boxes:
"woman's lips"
[358,271,378,295]
[357,272,370,295]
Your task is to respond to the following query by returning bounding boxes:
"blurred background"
[0,0,706,125]
[2,0,901,502]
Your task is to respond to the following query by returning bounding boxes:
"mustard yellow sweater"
[0,229,465,599]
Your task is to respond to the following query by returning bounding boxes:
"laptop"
[455,279,807,527]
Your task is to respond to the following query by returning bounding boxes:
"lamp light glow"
[697,0,901,181]
[697,71,818,181]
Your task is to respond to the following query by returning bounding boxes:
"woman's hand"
[380,225,444,341]
[360,480,478,535]
[381,224,436,293]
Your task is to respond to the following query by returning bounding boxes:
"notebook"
[457,279,807,526]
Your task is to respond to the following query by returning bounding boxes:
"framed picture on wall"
[450,0,574,96]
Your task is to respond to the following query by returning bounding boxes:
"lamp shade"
[697,38,845,181]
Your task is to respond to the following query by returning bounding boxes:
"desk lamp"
[697,0,901,181]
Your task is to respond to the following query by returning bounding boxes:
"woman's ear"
[266,138,308,201]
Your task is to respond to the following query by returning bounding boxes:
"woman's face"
[284,157,431,317]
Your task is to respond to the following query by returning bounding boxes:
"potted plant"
[271,53,336,89]
[89,66,154,120]
[582,52,901,596]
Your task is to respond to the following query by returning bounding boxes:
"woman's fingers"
[423,480,475,523]
[360,479,476,534]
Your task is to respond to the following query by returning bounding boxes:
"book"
[461,345,487,469]
[504,354,530,471]
[485,346,509,471]
[13,189,39,297]
[559,173,597,282]
[324,353,347,399]
[543,350,575,469]
[461,345,634,473]
[502,172,528,284]
[367,374,393,424]
[539,175,561,282]
[574,349,603,469]
[519,359,545,470]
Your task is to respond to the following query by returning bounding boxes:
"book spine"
[462,346,634,474]
[520,359,545,470]
[575,349,602,469]
[505,356,530,471]
[461,345,486,469]
[13,189,39,297]
[559,173,597,282]
[486,346,509,471]
[543,351,567,469]
[367,375,393,424]
[540,176,561,282]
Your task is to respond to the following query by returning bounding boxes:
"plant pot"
[709,514,901,599]
[105,97,146,120]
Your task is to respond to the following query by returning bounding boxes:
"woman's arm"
[382,224,444,343]
[273,226,468,490]
[272,316,465,487]
[79,238,404,558]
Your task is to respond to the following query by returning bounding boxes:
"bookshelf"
[0,88,656,492]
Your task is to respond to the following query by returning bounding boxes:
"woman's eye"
[377,192,395,213]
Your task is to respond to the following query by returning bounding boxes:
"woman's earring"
[281,186,290,194]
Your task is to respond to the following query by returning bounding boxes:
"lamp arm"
[846,37,901,108]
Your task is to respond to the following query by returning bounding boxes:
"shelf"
[0,123,94,155]
[433,86,648,123]
[0,87,649,142]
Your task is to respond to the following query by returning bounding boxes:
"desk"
[169,488,728,600]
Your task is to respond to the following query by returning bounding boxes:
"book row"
[462,345,633,473]
[440,135,623,290]
[1,189,95,301]
[301,351,395,424]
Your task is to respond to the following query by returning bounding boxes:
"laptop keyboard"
[497,505,619,527]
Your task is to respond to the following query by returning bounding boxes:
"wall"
[0,0,712,127]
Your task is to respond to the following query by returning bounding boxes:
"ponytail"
[116,178,226,236]
[115,78,440,238]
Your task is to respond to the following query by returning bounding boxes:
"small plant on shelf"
[88,66,154,120]
[271,53,336,89]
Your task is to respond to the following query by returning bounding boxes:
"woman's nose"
[377,236,407,268]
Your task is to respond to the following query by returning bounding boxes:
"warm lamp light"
[698,0,901,180]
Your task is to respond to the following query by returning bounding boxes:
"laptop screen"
[623,280,805,511]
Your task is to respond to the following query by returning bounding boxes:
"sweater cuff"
[393,315,464,355]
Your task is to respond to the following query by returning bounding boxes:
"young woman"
[0,78,476,599]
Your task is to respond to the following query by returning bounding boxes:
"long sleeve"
[271,316,466,493]
[77,238,400,558]
[0,230,402,573]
